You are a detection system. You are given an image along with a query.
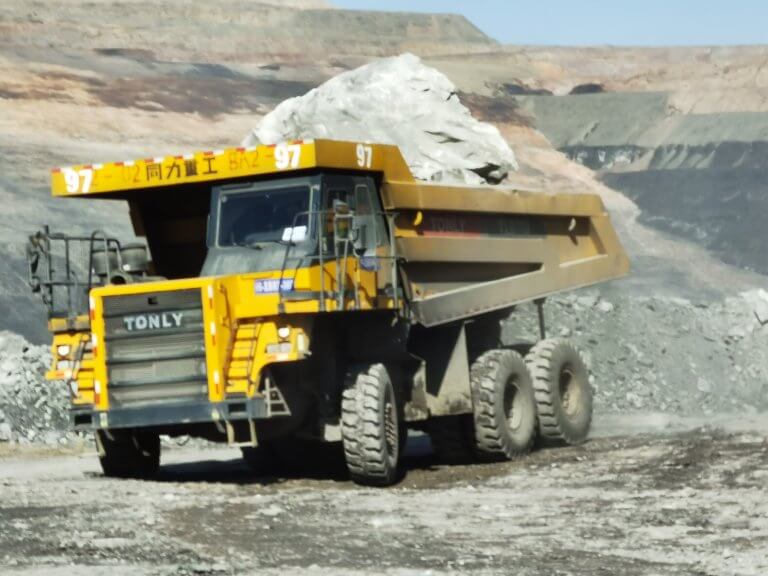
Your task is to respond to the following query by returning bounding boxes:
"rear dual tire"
[430,341,592,464]
[429,349,538,464]
[471,349,538,461]
[526,338,593,445]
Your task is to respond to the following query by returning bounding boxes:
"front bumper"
[70,397,267,431]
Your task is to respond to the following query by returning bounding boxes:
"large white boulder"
[243,53,517,184]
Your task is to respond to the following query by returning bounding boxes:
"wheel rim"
[384,388,398,459]
[503,376,524,431]
[559,364,583,418]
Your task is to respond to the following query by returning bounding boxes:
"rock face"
[0,1,494,62]
[243,54,518,185]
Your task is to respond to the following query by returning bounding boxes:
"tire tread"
[471,349,536,460]
[341,363,399,486]
[525,338,592,445]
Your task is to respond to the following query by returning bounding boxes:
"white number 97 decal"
[275,144,301,170]
[62,168,94,193]
[356,144,373,168]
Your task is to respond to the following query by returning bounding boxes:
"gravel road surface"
[1,415,766,576]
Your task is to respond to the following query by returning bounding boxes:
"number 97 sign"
[356,144,372,168]
[274,144,301,170]
[62,168,94,194]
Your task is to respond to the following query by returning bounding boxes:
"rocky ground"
[1,423,767,575]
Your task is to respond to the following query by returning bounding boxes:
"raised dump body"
[31,139,629,485]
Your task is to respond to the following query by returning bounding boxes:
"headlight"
[56,344,71,358]
[266,342,292,355]
[277,326,291,340]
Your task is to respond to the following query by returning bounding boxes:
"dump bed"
[382,180,629,326]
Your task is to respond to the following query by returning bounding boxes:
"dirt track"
[1,418,767,576]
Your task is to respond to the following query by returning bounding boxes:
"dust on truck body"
[30,139,629,485]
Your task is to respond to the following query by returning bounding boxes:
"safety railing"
[27,227,123,321]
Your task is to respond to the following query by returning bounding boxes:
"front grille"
[103,289,208,408]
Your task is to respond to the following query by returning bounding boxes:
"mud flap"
[409,323,472,417]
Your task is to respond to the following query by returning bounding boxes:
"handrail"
[86,229,122,295]
[274,208,398,314]
[66,332,91,401]
[27,228,133,322]
[385,212,400,314]
[243,321,263,394]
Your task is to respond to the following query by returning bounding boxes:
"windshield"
[217,185,309,247]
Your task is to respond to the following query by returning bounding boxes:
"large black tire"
[526,339,593,445]
[96,429,160,479]
[341,363,401,486]
[471,349,537,461]
[428,415,476,464]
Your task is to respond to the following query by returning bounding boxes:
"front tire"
[341,363,401,486]
[96,429,160,479]
[471,349,537,460]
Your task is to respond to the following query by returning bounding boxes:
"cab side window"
[322,188,350,254]
[353,183,379,251]
[321,176,386,254]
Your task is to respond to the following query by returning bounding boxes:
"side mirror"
[281,225,307,244]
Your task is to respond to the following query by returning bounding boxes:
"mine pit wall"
[518,92,768,274]
[602,163,768,273]
[0,2,497,60]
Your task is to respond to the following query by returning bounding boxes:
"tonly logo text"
[123,312,184,332]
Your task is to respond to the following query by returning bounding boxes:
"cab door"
[321,174,391,310]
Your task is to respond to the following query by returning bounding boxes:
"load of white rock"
[243,53,518,185]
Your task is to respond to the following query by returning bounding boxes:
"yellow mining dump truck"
[27,139,628,485]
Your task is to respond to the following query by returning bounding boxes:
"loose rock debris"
[0,429,766,575]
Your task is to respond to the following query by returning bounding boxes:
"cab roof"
[50,137,610,218]
[50,139,415,198]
